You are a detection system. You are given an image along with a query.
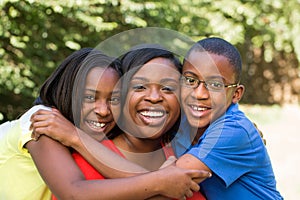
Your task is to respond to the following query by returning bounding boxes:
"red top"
[52,140,206,200]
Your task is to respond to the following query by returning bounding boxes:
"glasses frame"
[180,76,240,91]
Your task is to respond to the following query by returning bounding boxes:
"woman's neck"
[113,133,166,171]
[114,133,162,153]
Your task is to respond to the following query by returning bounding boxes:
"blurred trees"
[1,0,299,123]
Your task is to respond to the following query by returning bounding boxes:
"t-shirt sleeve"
[18,105,51,152]
[187,121,254,187]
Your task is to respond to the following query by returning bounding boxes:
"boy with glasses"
[173,37,283,199]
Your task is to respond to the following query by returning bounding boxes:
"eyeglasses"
[180,76,239,91]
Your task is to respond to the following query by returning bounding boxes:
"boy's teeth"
[140,111,164,117]
[191,106,208,111]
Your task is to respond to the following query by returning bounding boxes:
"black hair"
[112,44,182,143]
[34,48,122,127]
[185,37,242,82]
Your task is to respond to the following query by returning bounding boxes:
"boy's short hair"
[185,37,242,82]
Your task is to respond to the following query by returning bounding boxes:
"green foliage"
[0,0,299,123]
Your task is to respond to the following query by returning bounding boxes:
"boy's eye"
[206,80,224,89]
[184,77,197,86]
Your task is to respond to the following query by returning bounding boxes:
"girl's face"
[122,57,181,140]
[80,67,121,141]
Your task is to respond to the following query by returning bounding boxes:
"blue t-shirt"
[172,103,283,200]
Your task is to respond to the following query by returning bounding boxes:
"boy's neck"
[191,126,208,145]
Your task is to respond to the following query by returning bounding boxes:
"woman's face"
[122,57,181,140]
[80,67,121,141]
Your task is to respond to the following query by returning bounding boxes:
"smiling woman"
[120,57,181,141]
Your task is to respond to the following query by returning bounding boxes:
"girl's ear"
[232,85,245,104]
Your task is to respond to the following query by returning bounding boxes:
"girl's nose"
[94,101,111,117]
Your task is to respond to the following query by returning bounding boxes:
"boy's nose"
[193,82,209,99]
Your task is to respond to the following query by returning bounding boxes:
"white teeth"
[140,111,164,117]
[191,105,208,111]
[88,120,106,128]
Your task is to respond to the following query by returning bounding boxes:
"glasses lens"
[181,76,197,88]
[205,80,224,91]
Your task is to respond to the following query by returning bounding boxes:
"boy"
[174,37,283,199]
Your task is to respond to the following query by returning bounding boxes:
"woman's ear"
[232,85,245,104]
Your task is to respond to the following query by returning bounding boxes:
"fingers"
[189,179,200,192]
[31,131,40,141]
[178,196,186,200]
[185,189,194,198]
[188,169,212,179]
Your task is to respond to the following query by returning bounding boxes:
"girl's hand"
[30,108,79,147]
[156,165,211,199]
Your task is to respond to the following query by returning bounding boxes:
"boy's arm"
[176,153,211,173]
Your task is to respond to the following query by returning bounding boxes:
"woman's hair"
[113,44,182,142]
[35,48,122,126]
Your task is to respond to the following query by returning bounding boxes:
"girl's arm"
[26,135,201,200]
[31,108,210,182]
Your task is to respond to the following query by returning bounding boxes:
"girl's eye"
[84,95,95,102]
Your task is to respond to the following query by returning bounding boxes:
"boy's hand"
[30,108,79,147]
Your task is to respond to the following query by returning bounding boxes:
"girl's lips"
[85,119,112,133]
[86,120,106,128]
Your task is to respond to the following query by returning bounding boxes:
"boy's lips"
[187,103,211,118]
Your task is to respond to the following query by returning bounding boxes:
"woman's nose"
[145,87,163,103]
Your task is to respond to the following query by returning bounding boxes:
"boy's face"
[181,51,242,129]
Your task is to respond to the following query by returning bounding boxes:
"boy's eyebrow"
[183,71,226,80]
[183,71,197,76]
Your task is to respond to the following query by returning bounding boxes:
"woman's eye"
[132,84,146,90]
[109,97,120,105]
[162,85,176,92]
